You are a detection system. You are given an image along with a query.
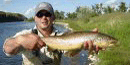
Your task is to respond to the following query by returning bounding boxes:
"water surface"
[0,22,35,65]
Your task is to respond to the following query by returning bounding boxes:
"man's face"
[34,10,54,29]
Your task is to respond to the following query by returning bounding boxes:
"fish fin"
[64,49,81,57]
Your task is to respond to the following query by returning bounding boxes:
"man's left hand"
[84,28,102,54]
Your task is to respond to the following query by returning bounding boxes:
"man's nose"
[41,16,47,20]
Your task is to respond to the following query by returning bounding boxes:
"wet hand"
[84,28,102,54]
[16,33,46,51]
[84,41,102,54]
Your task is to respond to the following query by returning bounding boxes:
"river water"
[0,22,35,65]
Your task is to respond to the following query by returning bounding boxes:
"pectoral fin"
[64,49,81,57]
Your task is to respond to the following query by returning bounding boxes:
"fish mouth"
[111,40,118,44]
[108,40,118,47]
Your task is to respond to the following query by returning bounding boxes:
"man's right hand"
[4,33,46,55]
[16,33,46,51]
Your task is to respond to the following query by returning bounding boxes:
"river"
[0,22,35,65]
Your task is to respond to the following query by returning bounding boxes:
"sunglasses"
[36,12,52,18]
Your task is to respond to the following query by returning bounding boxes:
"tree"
[59,11,65,19]
[108,6,113,13]
[92,3,103,14]
[92,5,96,12]
[119,2,127,12]
[76,6,80,13]
[54,10,65,19]
[0,11,27,22]
[26,17,34,22]
[54,10,60,19]
[66,12,77,19]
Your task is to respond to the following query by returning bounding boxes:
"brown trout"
[41,31,117,52]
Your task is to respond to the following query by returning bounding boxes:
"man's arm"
[3,38,23,56]
[3,34,46,56]
[3,31,46,56]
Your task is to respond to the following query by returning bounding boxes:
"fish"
[41,31,117,56]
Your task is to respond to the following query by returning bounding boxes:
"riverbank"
[57,12,130,65]
[0,11,27,22]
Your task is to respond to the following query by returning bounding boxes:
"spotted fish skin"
[41,31,117,52]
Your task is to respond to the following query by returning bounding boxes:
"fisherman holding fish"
[3,2,102,65]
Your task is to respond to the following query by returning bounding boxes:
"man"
[3,2,100,65]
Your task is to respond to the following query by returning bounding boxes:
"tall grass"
[56,12,130,65]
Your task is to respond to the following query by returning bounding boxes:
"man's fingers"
[94,45,103,54]
[38,39,46,47]
[84,41,89,49]
[88,40,94,51]
[95,45,99,54]
[37,43,42,48]
[84,41,94,51]
[84,40,103,54]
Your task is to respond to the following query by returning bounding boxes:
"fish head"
[94,33,118,49]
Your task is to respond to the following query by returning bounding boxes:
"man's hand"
[84,28,102,54]
[16,33,46,51]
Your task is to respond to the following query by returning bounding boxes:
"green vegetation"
[118,2,127,12]
[54,2,130,65]
[0,11,27,22]
[56,12,130,65]
[54,10,65,20]
[96,13,130,65]
[25,17,34,22]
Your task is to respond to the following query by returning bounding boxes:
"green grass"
[56,12,130,65]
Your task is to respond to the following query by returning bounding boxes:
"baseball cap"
[35,2,54,15]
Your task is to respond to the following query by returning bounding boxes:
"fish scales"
[41,31,117,51]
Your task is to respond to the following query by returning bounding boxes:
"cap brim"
[35,8,53,15]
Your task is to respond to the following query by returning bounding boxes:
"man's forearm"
[3,38,22,56]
